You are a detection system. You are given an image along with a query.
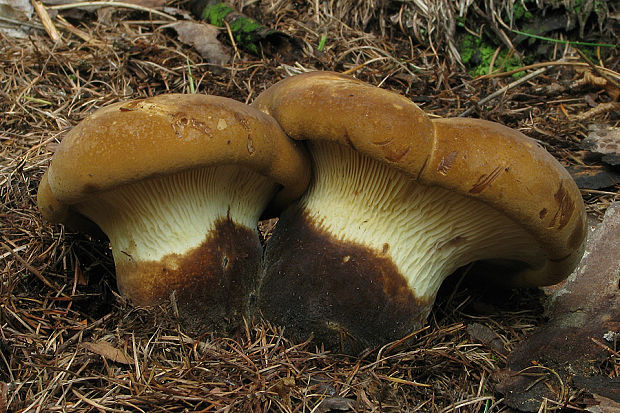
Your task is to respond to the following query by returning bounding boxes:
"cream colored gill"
[76,165,276,263]
[301,141,545,300]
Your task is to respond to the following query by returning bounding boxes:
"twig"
[574,101,620,121]
[476,61,620,81]
[49,1,176,21]
[488,46,501,75]
[580,189,620,196]
[439,396,494,413]
[590,337,620,357]
[459,67,549,117]
[223,20,241,61]
[0,15,43,29]
[574,48,620,91]
[55,14,106,47]
[31,0,60,42]
[375,325,430,360]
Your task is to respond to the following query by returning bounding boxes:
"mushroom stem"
[259,142,545,350]
[77,165,277,329]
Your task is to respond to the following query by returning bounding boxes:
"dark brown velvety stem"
[258,206,430,353]
[117,218,261,333]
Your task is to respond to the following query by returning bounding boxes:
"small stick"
[459,67,549,117]
[590,337,620,357]
[574,101,620,121]
[580,188,620,196]
[223,20,241,60]
[50,1,176,21]
[55,14,106,47]
[574,48,620,91]
[476,61,620,81]
[488,46,501,75]
[31,0,61,42]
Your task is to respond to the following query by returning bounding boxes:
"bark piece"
[497,202,620,410]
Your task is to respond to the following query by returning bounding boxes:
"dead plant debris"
[1,0,618,411]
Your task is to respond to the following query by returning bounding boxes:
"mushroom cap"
[38,93,311,226]
[252,71,586,287]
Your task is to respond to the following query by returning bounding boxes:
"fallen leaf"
[0,382,7,413]
[195,2,300,57]
[585,394,620,413]
[0,0,31,18]
[0,0,33,38]
[567,165,620,190]
[574,376,620,403]
[273,377,295,409]
[316,397,355,412]
[594,394,620,412]
[82,341,133,365]
[498,202,620,411]
[166,21,230,65]
[582,124,620,167]
[466,323,507,354]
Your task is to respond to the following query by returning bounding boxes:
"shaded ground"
[0,0,618,411]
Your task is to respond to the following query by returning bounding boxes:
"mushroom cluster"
[252,71,587,352]
[37,73,586,351]
[38,94,310,331]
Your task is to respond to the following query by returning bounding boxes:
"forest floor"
[0,0,618,411]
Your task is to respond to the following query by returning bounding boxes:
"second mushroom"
[37,94,310,331]
[252,72,587,352]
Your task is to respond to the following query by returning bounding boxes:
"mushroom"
[252,71,586,351]
[37,94,310,330]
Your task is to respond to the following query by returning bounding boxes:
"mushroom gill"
[74,165,277,315]
[301,141,544,299]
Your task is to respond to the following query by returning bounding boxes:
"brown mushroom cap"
[252,71,586,351]
[37,94,310,331]
[40,94,310,223]
[253,71,585,287]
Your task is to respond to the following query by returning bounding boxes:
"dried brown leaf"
[0,382,7,413]
[82,341,133,365]
[167,21,230,65]
[316,397,355,412]
[586,394,620,413]
[582,124,620,166]
[0,0,33,38]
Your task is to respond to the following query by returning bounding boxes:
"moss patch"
[509,1,534,21]
[459,34,526,78]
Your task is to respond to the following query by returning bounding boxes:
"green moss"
[459,34,526,78]
[458,0,614,77]
[459,34,477,65]
[511,1,533,21]
[200,2,265,54]
[201,3,235,26]
[593,0,605,13]
[572,0,585,13]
